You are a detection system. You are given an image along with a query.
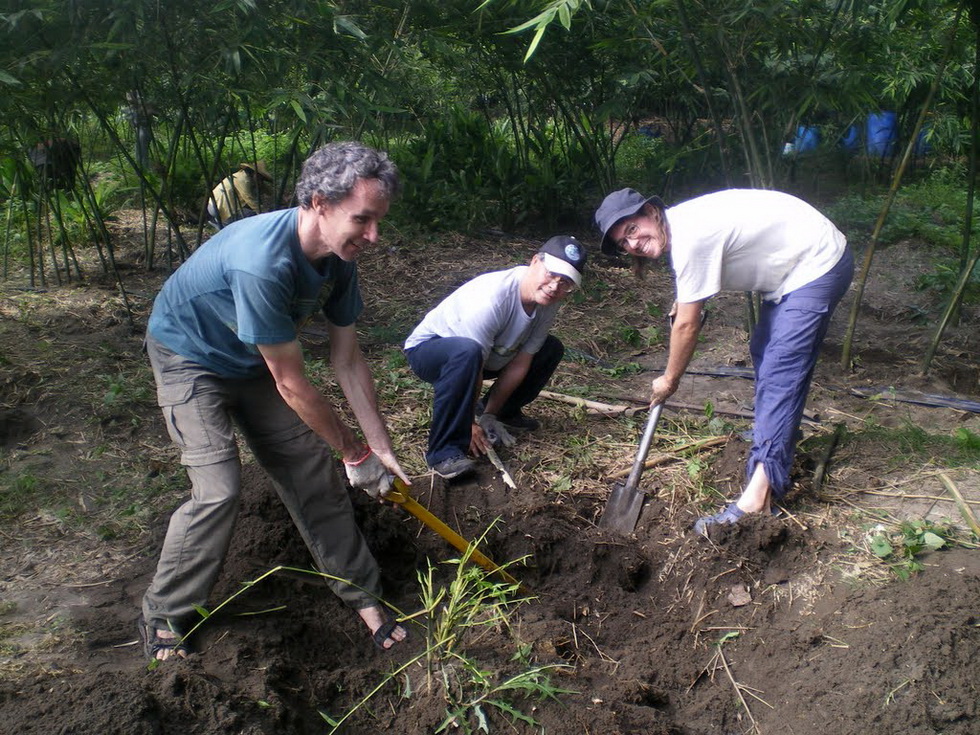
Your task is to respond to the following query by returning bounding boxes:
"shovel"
[599,308,705,533]
[386,478,526,591]
[599,402,663,533]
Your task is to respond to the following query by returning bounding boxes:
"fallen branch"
[537,390,639,416]
[538,388,820,423]
[541,389,759,420]
[939,472,980,537]
[606,436,729,480]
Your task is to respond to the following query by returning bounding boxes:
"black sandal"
[137,615,189,661]
[372,616,408,650]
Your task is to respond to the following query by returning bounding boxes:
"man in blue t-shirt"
[139,142,409,661]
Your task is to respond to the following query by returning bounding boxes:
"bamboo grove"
[1,0,978,372]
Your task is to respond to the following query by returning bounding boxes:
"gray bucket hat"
[595,188,666,255]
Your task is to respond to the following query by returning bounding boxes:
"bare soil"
[1,215,978,735]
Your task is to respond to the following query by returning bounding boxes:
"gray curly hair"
[294,141,400,208]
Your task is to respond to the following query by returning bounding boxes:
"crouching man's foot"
[498,411,539,433]
[358,605,408,651]
[429,454,476,480]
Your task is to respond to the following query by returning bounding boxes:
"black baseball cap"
[595,188,666,255]
[538,235,587,286]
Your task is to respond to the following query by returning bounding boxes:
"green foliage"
[866,520,951,581]
[853,419,980,470]
[393,105,514,230]
[392,103,600,231]
[598,361,642,378]
[99,370,151,408]
[614,130,682,194]
[319,533,571,733]
[953,428,980,451]
[0,470,39,519]
[161,148,211,218]
[915,258,980,305]
[417,548,572,734]
[618,325,641,347]
[826,166,977,251]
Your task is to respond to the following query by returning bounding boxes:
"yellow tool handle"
[387,479,523,590]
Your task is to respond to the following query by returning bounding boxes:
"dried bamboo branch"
[538,390,638,416]
[606,436,729,480]
[718,647,760,733]
[939,472,980,537]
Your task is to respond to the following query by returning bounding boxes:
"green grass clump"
[851,421,980,471]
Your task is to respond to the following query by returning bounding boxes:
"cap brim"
[541,253,582,286]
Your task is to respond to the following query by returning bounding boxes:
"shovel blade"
[598,480,645,533]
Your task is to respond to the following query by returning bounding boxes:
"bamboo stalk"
[938,472,980,537]
[922,20,980,374]
[841,10,961,369]
[536,389,636,415]
[543,388,817,424]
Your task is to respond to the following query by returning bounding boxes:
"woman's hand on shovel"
[649,375,677,408]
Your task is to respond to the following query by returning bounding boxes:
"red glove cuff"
[345,446,373,466]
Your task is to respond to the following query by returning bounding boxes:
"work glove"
[344,448,393,499]
[477,413,517,448]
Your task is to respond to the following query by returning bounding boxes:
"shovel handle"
[387,479,524,591]
[623,403,663,491]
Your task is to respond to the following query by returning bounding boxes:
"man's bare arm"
[651,299,706,405]
[257,339,365,461]
[328,323,409,483]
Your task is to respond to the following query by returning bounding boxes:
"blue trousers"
[748,248,854,498]
[406,334,563,465]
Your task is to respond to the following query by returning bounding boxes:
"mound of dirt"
[1,227,979,734]
[2,459,978,735]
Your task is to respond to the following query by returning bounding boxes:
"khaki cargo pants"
[141,335,382,630]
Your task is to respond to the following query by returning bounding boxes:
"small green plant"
[852,420,980,470]
[639,324,664,347]
[599,361,642,378]
[420,549,572,734]
[0,471,39,518]
[866,520,951,580]
[953,427,980,451]
[618,325,642,347]
[685,456,707,479]
[321,528,572,733]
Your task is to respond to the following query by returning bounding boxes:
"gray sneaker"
[430,455,476,479]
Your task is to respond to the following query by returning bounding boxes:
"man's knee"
[445,337,483,366]
[185,459,242,505]
[539,335,564,368]
[416,337,483,383]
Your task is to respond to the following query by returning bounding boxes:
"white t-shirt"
[405,266,558,372]
[667,189,847,303]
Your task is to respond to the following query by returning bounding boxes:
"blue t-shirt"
[148,208,363,377]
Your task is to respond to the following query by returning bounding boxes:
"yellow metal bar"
[387,479,526,591]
